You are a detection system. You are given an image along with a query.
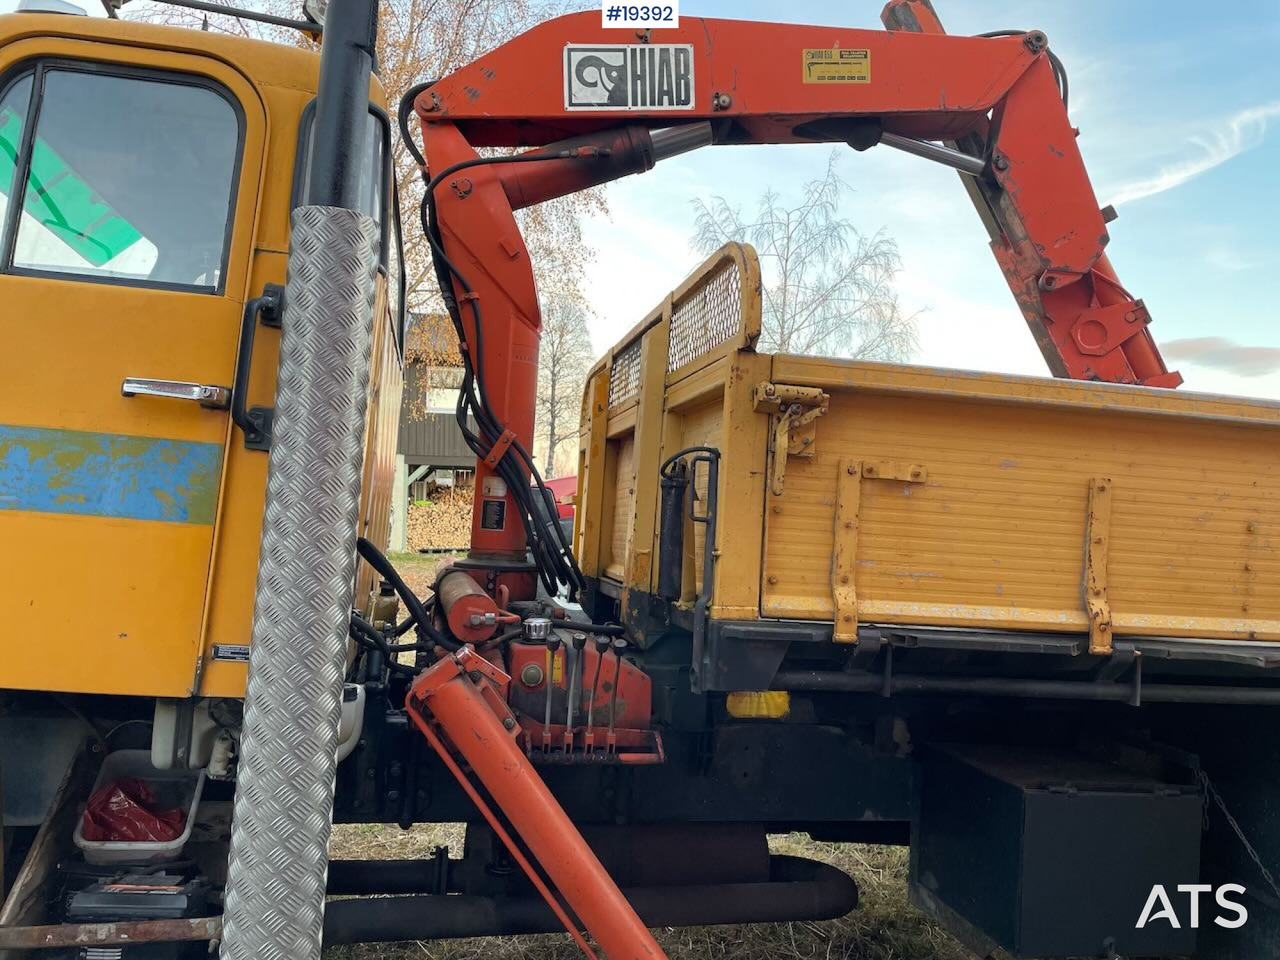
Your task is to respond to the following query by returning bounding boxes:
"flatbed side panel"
[762,367,1280,640]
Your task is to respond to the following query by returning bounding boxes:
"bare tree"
[691,151,917,360]
[127,0,604,316]
[535,296,593,476]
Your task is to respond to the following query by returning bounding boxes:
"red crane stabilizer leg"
[406,647,667,960]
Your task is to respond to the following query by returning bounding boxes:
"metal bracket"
[861,461,927,483]
[1085,477,1113,655]
[754,382,829,495]
[1069,300,1151,357]
[482,428,517,468]
[833,459,861,644]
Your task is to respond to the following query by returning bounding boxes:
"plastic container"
[73,750,205,865]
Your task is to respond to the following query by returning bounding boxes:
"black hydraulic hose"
[349,614,416,675]
[397,80,435,171]
[391,616,415,638]
[976,29,1068,109]
[419,158,590,596]
[356,537,459,651]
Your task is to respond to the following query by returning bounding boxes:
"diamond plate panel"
[667,260,741,374]
[607,337,642,408]
[220,206,378,960]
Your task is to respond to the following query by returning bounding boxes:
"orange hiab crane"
[400,2,1181,957]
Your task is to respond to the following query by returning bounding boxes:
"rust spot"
[482,68,495,80]
[464,85,481,101]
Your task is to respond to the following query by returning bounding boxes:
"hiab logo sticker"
[564,45,694,111]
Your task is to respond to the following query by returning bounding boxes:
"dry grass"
[324,825,970,960]
[386,551,456,598]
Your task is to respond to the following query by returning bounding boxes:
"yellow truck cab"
[0,11,403,705]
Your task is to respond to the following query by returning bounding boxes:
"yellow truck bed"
[575,243,1280,653]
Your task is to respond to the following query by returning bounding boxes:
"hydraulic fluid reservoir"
[370,580,399,630]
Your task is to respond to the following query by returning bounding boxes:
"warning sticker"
[480,498,507,531]
[213,644,250,662]
[802,48,871,84]
[482,476,507,497]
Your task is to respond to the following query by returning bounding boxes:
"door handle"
[232,284,284,451]
[122,378,231,410]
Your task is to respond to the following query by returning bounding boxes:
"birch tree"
[534,296,593,476]
[691,151,917,360]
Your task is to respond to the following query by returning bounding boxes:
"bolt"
[840,574,850,585]
[802,436,813,445]
[772,504,783,514]
[767,575,778,585]
[993,154,1010,172]
[1023,31,1048,53]
[843,614,854,623]
[503,716,517,730]
[713,92,732,111]
[468,670,483,684]
[847,465,857,476]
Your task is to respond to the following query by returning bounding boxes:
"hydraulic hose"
[356,537,458,651]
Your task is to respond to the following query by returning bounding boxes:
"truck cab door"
[0,39,265,697]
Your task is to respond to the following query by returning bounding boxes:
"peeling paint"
[0,425,221,524]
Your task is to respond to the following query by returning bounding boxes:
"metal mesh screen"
[608,338,642,408]
[667,260,742,373]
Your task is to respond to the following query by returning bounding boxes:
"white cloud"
[1107,100,1280,205]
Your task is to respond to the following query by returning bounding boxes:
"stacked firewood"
[406,486,474,551]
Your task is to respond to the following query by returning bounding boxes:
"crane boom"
[415,8,1180,393]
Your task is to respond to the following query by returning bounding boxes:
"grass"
[323,825,970,960]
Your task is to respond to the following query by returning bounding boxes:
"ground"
[334,555,969,960]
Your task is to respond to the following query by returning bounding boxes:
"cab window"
[0,63,241,292]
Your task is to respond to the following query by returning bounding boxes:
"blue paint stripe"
[0,425,223,525]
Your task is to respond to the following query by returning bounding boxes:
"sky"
[573,0,1280,399]
[5,0,1279,398]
